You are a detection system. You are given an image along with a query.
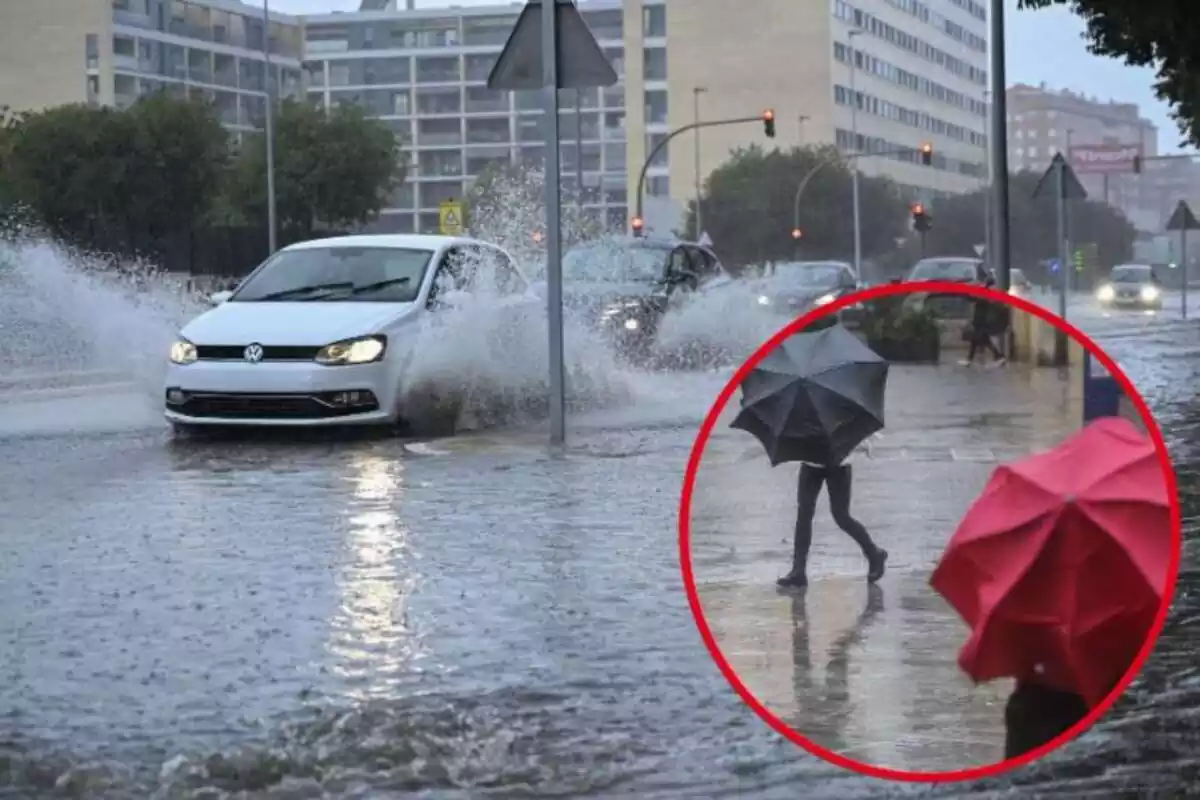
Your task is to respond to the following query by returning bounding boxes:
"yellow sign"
[438,200,464,235]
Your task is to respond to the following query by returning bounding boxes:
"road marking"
[950,448,996,462]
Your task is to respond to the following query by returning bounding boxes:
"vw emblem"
[243,343,264,363]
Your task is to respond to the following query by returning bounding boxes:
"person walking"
[961,277,1007,367]
[777,436,888,589]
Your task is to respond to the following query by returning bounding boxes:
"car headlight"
[601,300,643,318]
[1141,285,1160,301]
[813,293,837,306]
[1097,285,1115,301]
[169,338,197,365]
[623,318,639,330]
[757,295,771,306]
[315,335,387,366]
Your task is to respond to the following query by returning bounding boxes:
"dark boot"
[867,547,888,583]
[776,567,808,589]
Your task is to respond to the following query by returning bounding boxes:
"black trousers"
[793,463,877,571]
[967,327,1003,361]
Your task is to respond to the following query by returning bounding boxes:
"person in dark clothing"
[777,438,888,589]
[961,277,1007,366]
[1003,680,1096,759]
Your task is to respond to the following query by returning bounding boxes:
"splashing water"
[653,279,786,369]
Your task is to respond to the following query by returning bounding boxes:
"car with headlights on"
[556,236,731,363]
[905,256,990,285]
[164,234,533,432]
[751,260,862,322]
[1096,263,1163,310]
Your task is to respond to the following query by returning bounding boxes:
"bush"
[861,299,941,363]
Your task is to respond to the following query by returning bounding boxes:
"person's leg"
[825,464,888,582]
[987,334,1005,361]
[779,464,825,588]
[963,330,981,364]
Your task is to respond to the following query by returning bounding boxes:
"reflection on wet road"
[0,297,1198,797]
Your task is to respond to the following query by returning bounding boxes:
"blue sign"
[1048,258,1061,273]
[1082,351,1121,422]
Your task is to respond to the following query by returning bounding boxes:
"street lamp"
[262,0,277,255]
[848,28,862,278]
[692,86,707,239]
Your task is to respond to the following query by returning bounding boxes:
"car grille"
[166,390,379,420]
[195,345,322,361]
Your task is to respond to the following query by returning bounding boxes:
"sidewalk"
[689,362,1081,772]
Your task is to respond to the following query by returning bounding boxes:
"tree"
[227,99,404,236]
[1018,0,1200,146]
[2,96,227,249]
[684,145,910,271]
[920,170,1136,283]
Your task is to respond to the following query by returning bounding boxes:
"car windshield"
[563,242,668,283]
[774,262,849,288]
[1110,266,1152,283]
[232,247,434,302]
[910,260,978,281]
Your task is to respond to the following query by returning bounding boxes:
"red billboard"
[1068,144,1143,175]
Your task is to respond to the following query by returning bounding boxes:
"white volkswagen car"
[164,234,531,432]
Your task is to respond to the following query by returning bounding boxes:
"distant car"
[1096,264,1163,310]
[164,234,535,433]
[556,236,732,363]
[906,257,990,285]
[751,260,864,324]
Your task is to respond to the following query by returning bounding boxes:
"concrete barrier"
[1010,311,1085,367]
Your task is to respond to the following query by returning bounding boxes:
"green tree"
[685,145,910,270]
[228,99,405,236]
[3,96,227,248]
[1018,0,1199,146]
[920,170,1136,282]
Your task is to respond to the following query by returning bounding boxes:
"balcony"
[113,8,154,30]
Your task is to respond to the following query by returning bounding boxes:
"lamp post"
[262,0,277,255]
[982,90,991,264]
[989,0,1011,290]
[692,86,707,238]
[848,28,862,278]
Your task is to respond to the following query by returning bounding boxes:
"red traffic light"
[631,216,645,234]
[918,142,933,166]
[791,227,803,239]
[762,109,776,138]
[910,203,925,215]
[762,109,774,122]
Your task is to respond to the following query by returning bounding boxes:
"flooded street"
[1,249,1198,798]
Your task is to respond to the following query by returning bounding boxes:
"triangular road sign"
[974,243,985,256]
[488,0,618,91]
[1032,152,1087,200]
[1166,200,1200,231]
[698,231,713,247]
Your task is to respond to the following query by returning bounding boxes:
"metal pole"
[1055,161,1069,364]
[574,89,583,213]
[263,0,277,255]
[982,90,991,265]
[693,87,705,238]
[541,0,565,445]
[989,0,1011,291]
[848,29,862,277]
[1183,229,1189,319]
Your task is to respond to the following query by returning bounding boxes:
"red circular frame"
[677,279,1182,782]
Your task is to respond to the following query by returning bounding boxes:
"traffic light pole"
[633,114,769,234]
[791,145,926,237]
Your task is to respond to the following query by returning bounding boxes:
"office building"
[0,0,304,133]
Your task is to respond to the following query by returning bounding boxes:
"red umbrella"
[930,417,1171,706]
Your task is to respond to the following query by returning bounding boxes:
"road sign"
[1166,200,1200,231]
[973,243,985,256]
[1048,258,1061,272]
[487,0,617,91]
[438,200,463,235]
[1032,153,1088,200]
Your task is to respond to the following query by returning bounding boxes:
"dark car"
[557,236,730,362]
[751,260,863,323]
[1096,264,1163,310]
[906,257,990,285]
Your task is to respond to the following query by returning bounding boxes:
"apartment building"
[0,0,304,133]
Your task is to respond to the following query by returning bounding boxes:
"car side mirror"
[209,290,232,306]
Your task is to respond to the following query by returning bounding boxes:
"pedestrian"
[777,436,888,589]
[1003,677,1112,759]
[960,277,1007,367]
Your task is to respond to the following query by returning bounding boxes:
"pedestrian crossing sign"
[438,200,464,235]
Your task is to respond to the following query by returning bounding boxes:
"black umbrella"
[731,325,889,466]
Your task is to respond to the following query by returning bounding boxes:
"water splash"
[654,279,786,369]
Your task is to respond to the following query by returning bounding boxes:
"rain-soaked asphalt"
[1,278,1198,798]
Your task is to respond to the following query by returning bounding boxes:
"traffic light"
[919,142,933,166]
[762,109,775,138]
[1132,154,1142,174]
[791,227,803,240]
[630,216,644,236]
[910,202,932,232]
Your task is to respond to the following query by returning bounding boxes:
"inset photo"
[680,283,1179,779]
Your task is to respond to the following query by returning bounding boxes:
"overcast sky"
[269,0,1190,154]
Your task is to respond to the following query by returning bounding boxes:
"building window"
[416,56,460,83]
[643,48,666,81]
[644,90,667,124]
[646,133,668,166]
[582,9,622,40]
[643,5,666,37]
[648,176,669,196]
[85,34,99,69]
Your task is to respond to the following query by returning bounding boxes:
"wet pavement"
[0,263,1198,798]
[690,362,1082,772]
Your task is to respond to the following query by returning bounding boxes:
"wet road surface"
[1,275,1198,797]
